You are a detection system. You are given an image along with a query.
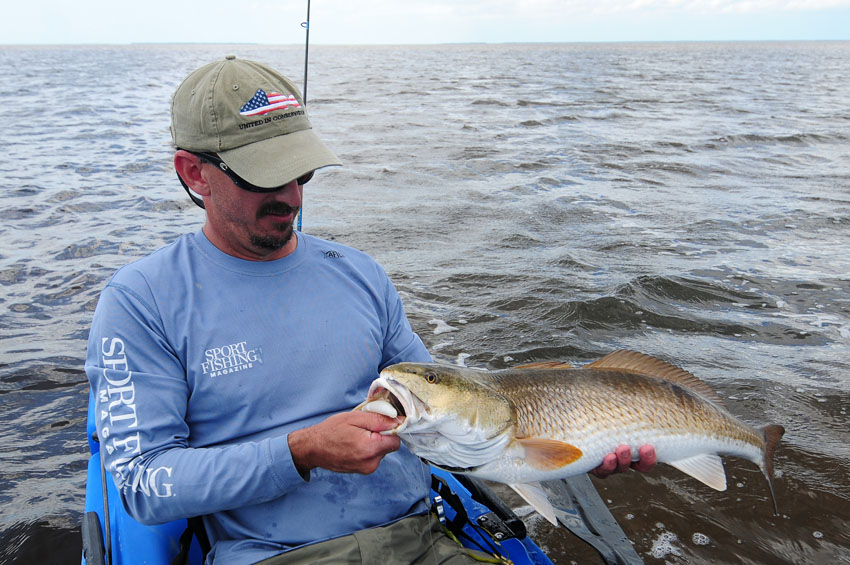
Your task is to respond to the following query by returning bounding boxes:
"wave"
[706,132,847,147]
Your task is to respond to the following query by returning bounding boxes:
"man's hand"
[590,444,656,478]
[288,411,403,477]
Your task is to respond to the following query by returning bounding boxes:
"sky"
[2,0,848,45]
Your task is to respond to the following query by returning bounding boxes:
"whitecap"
[649,531,682,559]
[428,319,459,335]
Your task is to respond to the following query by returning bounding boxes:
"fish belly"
[463,429,764,486]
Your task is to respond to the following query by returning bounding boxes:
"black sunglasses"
[195,152,314,191]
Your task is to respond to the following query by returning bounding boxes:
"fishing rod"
[298,0,311,231]
[302,0,311,105]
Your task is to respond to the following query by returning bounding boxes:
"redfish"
[358,350,784,525]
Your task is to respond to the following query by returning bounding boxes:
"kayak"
[81,390,552,565]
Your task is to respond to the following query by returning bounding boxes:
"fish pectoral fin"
[667,454,727,491]
[510,482,558,526]
[517,438,583,470]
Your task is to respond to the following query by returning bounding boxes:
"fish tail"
[762,424,785,515]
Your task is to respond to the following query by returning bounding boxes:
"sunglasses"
[195,152,314,192]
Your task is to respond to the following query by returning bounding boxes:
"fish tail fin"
[762,424,785,515]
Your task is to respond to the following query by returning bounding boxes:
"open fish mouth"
[365,385,407,418]
[357,377,431,434]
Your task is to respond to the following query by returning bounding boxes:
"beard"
[250,202,298,251]
[250,227,293,251]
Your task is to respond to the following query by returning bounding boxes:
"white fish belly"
[464,429,764,484]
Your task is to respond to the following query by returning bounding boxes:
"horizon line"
[2,38,849,48]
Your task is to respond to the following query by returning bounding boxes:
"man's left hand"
[590,444,656,478]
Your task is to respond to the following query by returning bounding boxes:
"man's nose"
[271,179,302,203]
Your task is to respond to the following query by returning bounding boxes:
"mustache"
[257,202,298,219]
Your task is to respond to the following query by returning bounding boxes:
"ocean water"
[1,42,849,564]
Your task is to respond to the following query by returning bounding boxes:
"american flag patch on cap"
[239,89,300,116]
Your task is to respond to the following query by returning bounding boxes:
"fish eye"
[425,371,440,384]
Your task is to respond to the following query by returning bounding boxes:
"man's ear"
[174,150,211,198]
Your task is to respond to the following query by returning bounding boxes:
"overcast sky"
[3,0,848,45]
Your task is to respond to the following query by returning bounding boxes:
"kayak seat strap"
[171,516,211,565]
[431,475,472,539]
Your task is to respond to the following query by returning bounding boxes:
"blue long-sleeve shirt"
[85,230,433,564]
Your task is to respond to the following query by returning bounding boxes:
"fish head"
[359,362,516,470]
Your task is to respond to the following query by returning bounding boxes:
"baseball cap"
[171,55,341,189]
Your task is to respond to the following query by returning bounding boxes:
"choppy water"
[1,42,849,564]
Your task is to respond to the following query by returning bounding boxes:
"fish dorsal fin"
[517,438,583,470]
[509,482,558,526]
[667,453,727,491]
[513,361,573,369]
[587,350,727,408]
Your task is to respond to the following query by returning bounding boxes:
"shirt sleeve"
[85,281,306,525]
[378,272,433,368]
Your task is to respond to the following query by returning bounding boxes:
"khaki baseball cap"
[171,55,341,188]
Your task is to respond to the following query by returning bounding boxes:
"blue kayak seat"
[83,451,204,565]
[82,390,203,565]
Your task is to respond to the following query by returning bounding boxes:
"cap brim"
[218,128,342,188]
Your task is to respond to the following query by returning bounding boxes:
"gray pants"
[255,514,487,564]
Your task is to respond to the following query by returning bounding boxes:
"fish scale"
[504,369,743,439]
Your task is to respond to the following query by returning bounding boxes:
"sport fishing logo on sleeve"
[202,340,263,377]
[98,337,175,499]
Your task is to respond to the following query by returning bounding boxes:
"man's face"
[200,161,303,261]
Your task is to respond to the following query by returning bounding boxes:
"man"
[86,56,654,565]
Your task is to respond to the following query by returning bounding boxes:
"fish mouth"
[367,385,407,418]
[356,377,430,434]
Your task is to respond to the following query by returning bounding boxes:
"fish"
[356,350,784,525]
